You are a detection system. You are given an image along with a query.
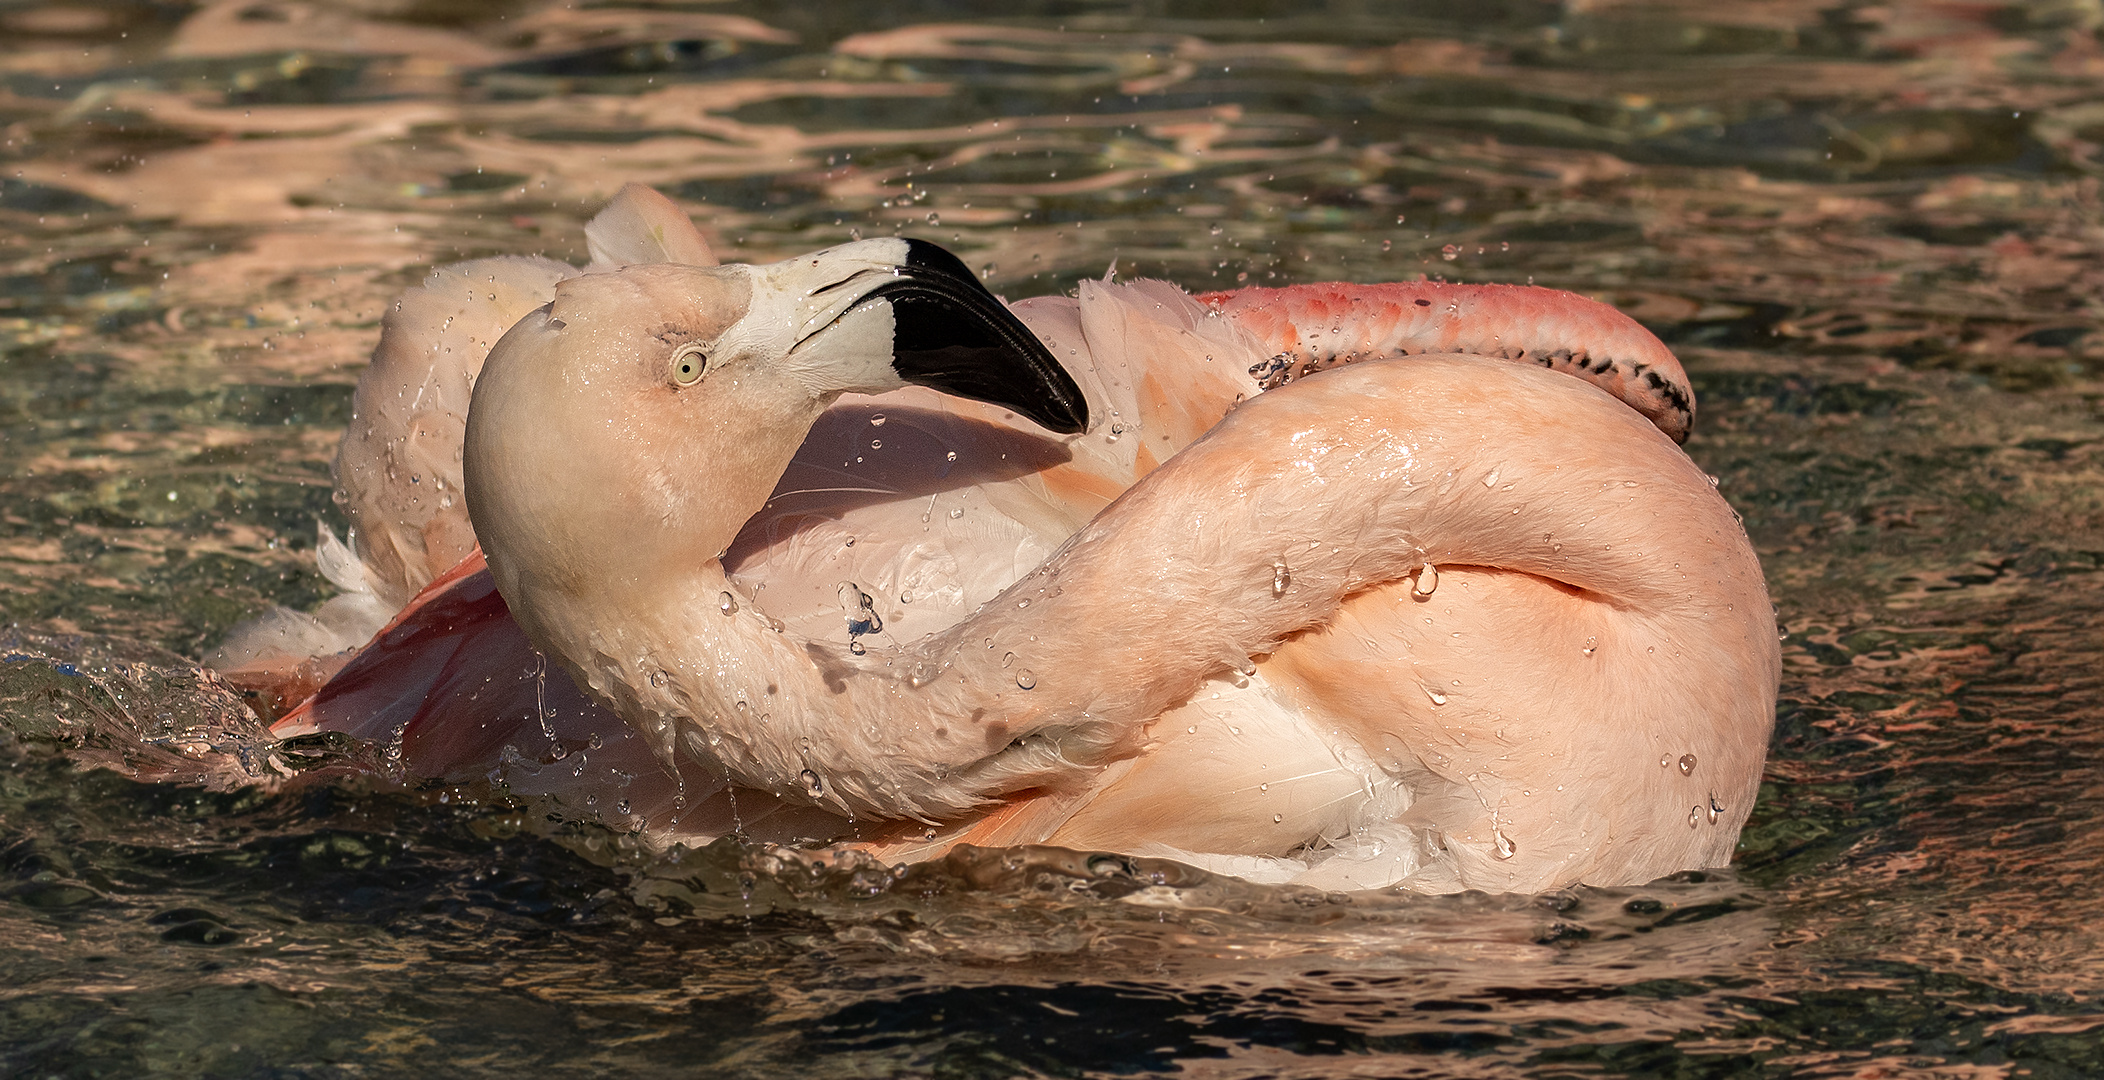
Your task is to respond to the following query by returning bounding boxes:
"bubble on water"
[1412,564,1439,597]
[1679,753,1697,776]
[1015,670,1037,690]
[720,591,738,615]
[1272,559,1291,597]
[801,769,825,798]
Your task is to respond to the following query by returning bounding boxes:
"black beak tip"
[884,239,1092,437]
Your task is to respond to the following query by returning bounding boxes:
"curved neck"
[532,354,1771,827]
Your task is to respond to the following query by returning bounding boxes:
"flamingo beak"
[774,239,1089,435]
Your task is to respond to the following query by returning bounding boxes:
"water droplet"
[926,211,940,225]
[1687,806,1701,828]
[1660,755,1671,768]
[1015,670,1037,690]
[1273,814,1283,824]
[1582,635,1598,656]
[1259,783,1269,792]
[616,799,631,815]
[1425,685,1448,706]
[1413,564,1439,597]
[1441,243,1461,261]
[1708,795,1725,824]
[838,582,882,638]
[801,769,824,798]
[945,450,958,462]
[719,591,738,615]
[869,413,886,426]
[1209,223,1223,236]
[1492,828,1517,859]
[1482,468,1500,488]
[849,640,867,655]
[1000,652,1016,668]
[870,438,882,450]
[1678,753,1697,776]
[1272,560,1291,597]
[650,671,666,687]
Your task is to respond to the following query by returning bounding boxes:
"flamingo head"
[462,239,1086,612]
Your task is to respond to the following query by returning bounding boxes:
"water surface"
[3,1,2103,1075]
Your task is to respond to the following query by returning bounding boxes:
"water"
[4,1,2104,1074]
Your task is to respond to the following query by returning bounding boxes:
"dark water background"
[3,1,2103,1075]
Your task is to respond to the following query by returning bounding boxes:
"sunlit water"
[4,1,2103,1075]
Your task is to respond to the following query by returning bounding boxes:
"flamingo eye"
[670,343,707,387]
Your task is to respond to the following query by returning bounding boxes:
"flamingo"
[215,184,1777,894]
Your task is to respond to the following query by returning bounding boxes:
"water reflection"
[4,0,2103,1074]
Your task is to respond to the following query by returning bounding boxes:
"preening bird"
[217,184,1778,894]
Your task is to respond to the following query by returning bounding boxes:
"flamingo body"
[232,187,1778,894]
